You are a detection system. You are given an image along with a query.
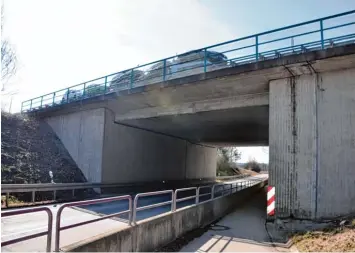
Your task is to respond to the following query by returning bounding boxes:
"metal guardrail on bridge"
[21,10,355,112]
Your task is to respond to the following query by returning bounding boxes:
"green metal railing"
[21,10,355,112]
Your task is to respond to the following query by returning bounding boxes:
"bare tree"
[1,2,17,90]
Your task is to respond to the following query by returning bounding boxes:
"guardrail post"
[52,92,56,106]
[104,76,108,93]
[83,83,86,97]
[130,69,134,89]
[40,96,43,108]
[66,88,70,103]
[32,191,35,203]
[255,35,259,61]
[320,20,324,49]
[53,190,56,201]
[203,49,207,73]
[163,59,167,81]
[30,100,33,110]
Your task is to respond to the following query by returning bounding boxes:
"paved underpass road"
[1,176,266,252]
[176,186,291,252]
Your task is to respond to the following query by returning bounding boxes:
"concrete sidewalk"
[179,188,292,252]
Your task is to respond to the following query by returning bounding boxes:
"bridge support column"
[269,68,355,220]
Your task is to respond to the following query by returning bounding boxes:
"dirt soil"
[293,224,355,252]
[1,112,86,184]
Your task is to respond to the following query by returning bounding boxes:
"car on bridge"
[61,89,83,103]
[109,70,145,92]
[108,50,230,90]
[145,50,229,81]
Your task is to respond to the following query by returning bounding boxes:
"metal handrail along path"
[54,195,132,252]
[196,185,212,203]
[173,187,198,211]
[1,207,53,252]
[21,10,355,112]
[132,190,174,223]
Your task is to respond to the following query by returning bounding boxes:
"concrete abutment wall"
[269,68,355,220]
[46,108,216,184]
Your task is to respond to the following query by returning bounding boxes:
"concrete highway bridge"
[2,10,354,252]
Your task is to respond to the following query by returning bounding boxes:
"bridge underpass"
[4,12,353,253]
[39,44,355,223]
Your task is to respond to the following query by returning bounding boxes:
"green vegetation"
[292,224,355,252]
[245,158,262,173]
[216,147,240,176]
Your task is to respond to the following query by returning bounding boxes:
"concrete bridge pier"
[269,68,355,220]
[46,108,216,184]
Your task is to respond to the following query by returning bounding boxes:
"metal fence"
[1,176,247,207]
[1,177,265,252]
[21,10,355,112]
[54,195,132,252]
[1,207,53,252]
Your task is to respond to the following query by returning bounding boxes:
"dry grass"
[293,224,355,252]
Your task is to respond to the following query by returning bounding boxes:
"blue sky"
[2,0,355,163]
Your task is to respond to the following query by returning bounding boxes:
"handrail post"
[132,195,138,223]
[130,69,134,89]
[46,209,53,252]
[55,206,64,252]
[195,188,199,204]
[203,49,207,73]
[255,35,259,61]
[128,197,132,225]
[163,59,166,81]
[173,191,177,211]
[171,191,175,212]
[320,20,324,49]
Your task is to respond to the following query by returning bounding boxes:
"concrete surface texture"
[46,108,216,184]
[269,67,355,219]
[102,109,216,183]
[179,189,291,252]
[46,108,105,183]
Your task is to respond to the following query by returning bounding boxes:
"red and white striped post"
[267,186,275,216]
